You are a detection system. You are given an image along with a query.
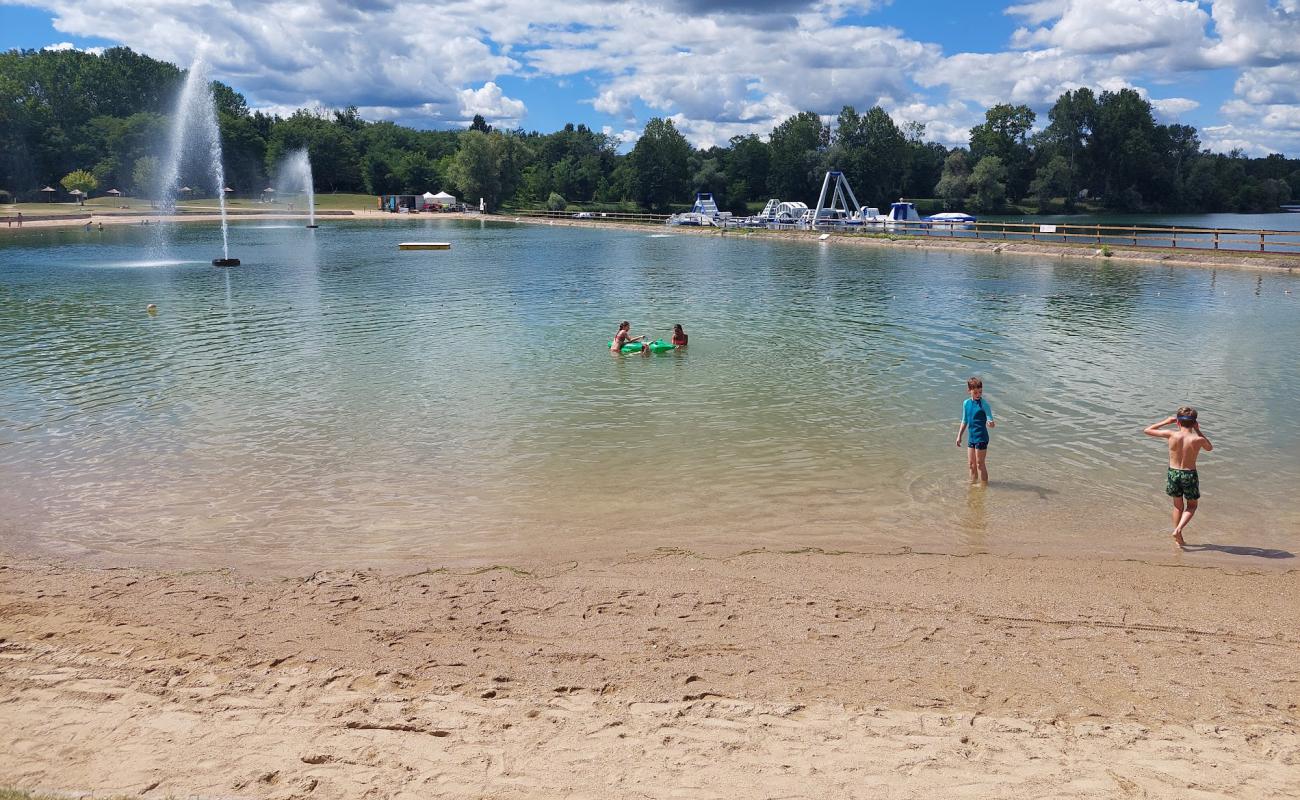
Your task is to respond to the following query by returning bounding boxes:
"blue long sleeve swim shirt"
[962,397,992,444]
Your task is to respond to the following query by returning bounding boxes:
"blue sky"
[3,0,1299,154]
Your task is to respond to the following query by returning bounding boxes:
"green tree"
[934,150,971,207]
[1091,89,1162,208]
[1028,155,1072,211]
[692,156,727,207]
[60,168,98,201]
[969,104,1035,200]
[132,156,159,195]
[901,122,947,200]
[725,134,769,205]
[447,130,502,210]
[767,111,828,200]
[627,117,691,210]
[546,191,566,211]
[265,109,361,192]
[968,156,1007,212]
[1040,88,1097,202]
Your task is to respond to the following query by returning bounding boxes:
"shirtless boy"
[1143,406,1213,546]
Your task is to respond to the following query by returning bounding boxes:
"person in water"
[1144,406,1213,546]
[611,321,649,354]
[955,376,995,483]
[671,324,688,347]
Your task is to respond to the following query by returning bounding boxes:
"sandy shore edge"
[5,207,1299,274]
[514,215,1300,273]
[3,547,1297,799]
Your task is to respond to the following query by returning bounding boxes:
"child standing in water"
[670,324,688,347]
[956,377,995,483]
[1143,406,1213,546]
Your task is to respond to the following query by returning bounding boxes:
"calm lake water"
[1,218,1297,570]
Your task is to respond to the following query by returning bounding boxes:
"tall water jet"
[157,59,237,266]
[275,148,317,228]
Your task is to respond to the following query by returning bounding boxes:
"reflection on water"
[1,219,1298,570]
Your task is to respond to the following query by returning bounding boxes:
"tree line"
[2,47,1297,214]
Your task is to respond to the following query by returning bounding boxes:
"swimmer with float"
[611,321,650,355]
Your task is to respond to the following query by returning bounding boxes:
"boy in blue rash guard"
[955,376,995,483]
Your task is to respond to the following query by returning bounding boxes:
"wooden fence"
[515,209,1300,255]
[514,209,671,224]
[892,220,1300,255]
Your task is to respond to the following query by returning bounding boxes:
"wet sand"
[2,547,1298,799]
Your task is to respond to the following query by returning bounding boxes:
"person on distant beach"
[956,376,995,483]
[611,320,649,354]
[1144,406,1213,546]
[16,212,22,227]
[671,324,688,347]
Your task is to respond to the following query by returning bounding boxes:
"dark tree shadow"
[1180,543,1294,559]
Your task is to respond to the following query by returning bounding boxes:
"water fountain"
[157,59,238,266]
[275,148,317,228]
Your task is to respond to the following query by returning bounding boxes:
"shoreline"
[515,215,1300,274]
[2,546,1298,798]
[4,207,1298,274]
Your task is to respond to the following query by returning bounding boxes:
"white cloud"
[1234,64,1300,105]
[456,82,527,127]
[1151,96,1199,119]
[41,41,105,54]
[1007,0,1211,68]
[1205,0,1300,67]
[13,0,1300,156]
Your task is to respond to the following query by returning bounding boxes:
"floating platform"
[398,242,451,250]
[212,258,240,267]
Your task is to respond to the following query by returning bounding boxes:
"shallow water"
[1,219,1297,569]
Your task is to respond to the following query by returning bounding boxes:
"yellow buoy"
[398,242,451,250]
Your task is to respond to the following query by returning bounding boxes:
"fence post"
[1096,225,1101,245]
[1133,227,1137,246]
[1260,231,1265,252]
[1213,231,1219,250]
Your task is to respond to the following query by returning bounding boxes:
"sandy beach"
[3,208,1299,798]
[2,547,1297,799]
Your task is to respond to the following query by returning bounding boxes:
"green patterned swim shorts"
[1166,468,1200,500]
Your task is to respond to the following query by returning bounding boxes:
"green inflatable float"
[608,339,676,353]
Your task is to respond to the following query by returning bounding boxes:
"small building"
[378,194,421,212]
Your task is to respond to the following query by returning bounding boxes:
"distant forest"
[2,47,1297,214]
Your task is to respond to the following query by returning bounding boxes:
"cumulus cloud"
[1151,96,1199,119]
[456,82,527,127]
[13,0,1300,155]
[41,41,106,54]
[1205,0,1300,66]
[1234,64,1300,105]
[1008,0,1211,65]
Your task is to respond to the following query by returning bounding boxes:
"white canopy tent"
[425,190,457,205]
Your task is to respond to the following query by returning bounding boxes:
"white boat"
[856,206,886,225]
[925,212,977,228]
[884,201,922,230]
[750,199,809,227]
[666,192,727,227]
